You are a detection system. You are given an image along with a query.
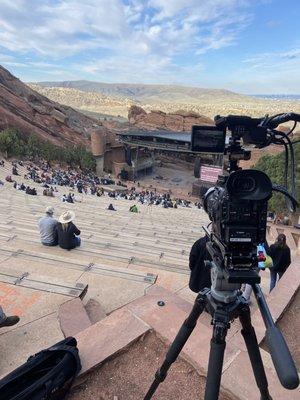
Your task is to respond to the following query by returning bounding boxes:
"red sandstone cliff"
[0,65,102,147]
[128,105,214,131]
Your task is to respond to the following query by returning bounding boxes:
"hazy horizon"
[27,78,300,97]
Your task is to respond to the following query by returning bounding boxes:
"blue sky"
[0,0,299,93]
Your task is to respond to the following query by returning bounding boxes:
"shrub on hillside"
[0,127,96,170]
[254,143,299,213]
[0,128,26,158]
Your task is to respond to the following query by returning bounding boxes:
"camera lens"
[232,176,256,192]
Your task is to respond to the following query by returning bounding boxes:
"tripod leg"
[239,306,273,400]
[204,314,229,400]
[143,292,207,400]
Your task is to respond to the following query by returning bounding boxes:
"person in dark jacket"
[189,235,212,292]
[56,210,81,250]
[269,234,291,292]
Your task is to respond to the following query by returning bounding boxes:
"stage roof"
[117,130,191,143]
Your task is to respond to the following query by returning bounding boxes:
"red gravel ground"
[67,332,234,400]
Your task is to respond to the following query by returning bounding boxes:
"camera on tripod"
[144,113,299,400]
[191,114,299,288]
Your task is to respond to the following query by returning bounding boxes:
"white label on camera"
[230,238,251,242]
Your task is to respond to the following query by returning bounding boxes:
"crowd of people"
[107,188,195,209]
[1,159,197,209]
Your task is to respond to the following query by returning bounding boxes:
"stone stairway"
[0,161,299,399]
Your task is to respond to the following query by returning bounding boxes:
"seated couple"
[38,206,81,250]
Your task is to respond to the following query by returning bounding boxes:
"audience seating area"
[0,161,299,400]
[0,161,208,374]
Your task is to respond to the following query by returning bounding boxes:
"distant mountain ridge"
[31,80,300,121]
[253,94,300,101]
[34,80,251,104]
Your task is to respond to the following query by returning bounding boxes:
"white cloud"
[228,48,300,93]
[0,0,127,56]
[0,0,251,58]
[0,0,271,90]
[79,55,204,85]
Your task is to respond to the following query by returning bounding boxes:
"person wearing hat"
[56,210,81,250]
[38,206,58,246]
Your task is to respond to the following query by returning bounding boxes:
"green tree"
[254,143,300,213]
[0,127,96,172]
[26,135,42,159]
[0,128,25,158]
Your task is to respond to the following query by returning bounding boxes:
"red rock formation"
[128,105,214,131]
[0,65,102,148]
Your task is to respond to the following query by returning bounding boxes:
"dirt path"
[67,332,234,400]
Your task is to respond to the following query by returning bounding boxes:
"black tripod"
[144,284,299,400]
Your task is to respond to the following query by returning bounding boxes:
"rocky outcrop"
[128,105,214,131]
[0,65,102,148]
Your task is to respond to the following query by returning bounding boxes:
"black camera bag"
[0,337,81,400]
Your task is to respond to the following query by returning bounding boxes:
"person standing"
[269,234,291,292]
[38,206,58,246]
[56,211,81,250]
[189,234,212,293]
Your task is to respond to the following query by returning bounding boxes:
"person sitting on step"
[38,206,58,246]
[12,166,19,176]
[107,203,116,211]
[129,204,139,213]
[56,211,81,250]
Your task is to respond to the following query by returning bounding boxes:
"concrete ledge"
[75,308,150,375]
[127,284,193,315]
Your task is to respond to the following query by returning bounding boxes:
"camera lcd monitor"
[191,125,226,153]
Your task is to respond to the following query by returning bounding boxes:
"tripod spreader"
[252,284,299,390]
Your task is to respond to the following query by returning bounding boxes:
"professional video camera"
[144,113,299,400]
[192,114,299,288]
